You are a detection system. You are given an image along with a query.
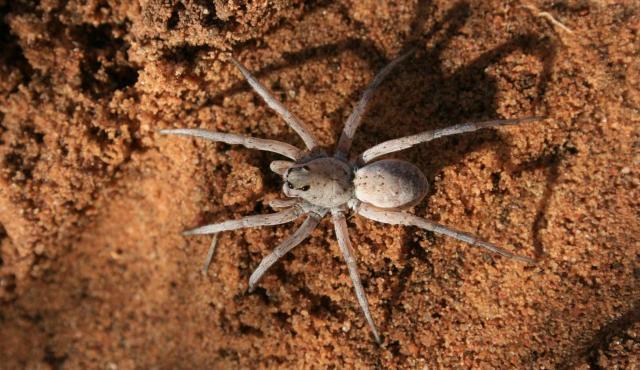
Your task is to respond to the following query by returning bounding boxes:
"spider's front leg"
[184,206,303,236]
[357,203,535,263]
[230,57,320,150]
[268,198,300,210]
[159,128,303,160]
[248,211,323,291]
[185,206,305,273]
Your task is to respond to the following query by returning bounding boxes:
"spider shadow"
[207,1,475,197]
[215,0,556,260]
[508,143,576,259]
[556,301,640,369]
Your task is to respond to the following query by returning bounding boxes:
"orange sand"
[1,0,638,368]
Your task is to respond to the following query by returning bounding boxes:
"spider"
[161,50,539,344]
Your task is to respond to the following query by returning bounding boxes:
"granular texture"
[0,0,638,368]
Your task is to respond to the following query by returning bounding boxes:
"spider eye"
[286,181,294,189]
[300,185,310,191]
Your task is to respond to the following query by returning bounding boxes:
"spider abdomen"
[354,159,428,209]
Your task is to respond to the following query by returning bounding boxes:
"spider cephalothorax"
[282,158,353,208]
[161,51,539,343]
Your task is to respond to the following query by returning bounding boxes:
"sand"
[1,0,638,368]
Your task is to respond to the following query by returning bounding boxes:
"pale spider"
[161,50,539,343]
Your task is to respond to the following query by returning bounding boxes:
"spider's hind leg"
[359,116,544,163]
[357,203,535,264]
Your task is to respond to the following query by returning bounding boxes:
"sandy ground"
[1,0,639,368]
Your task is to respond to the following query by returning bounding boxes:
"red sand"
[1,0,638,368]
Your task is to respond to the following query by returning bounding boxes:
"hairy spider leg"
[360,117,544,163]
[357,203,534,263]
[248,212,323,291]
[184,207,303,236]
[202,233,219,274]
[230,57,320,150]
[335,49,415,159]
[159,128,303,160]
[192,206,304,274]
[332,210,382,344]
[269,198,301,209]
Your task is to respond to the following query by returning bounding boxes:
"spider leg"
[357,204,535,264]
[184,206,303,236]
[359,116,544,163]
[335,49,414,159]
[201,233,219,274]
[269,198,300,210]
[160,128,302,160]
[269,160,294,176]
[248,213,321,292]
[230,57,320,150]
[332,210,382,344]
